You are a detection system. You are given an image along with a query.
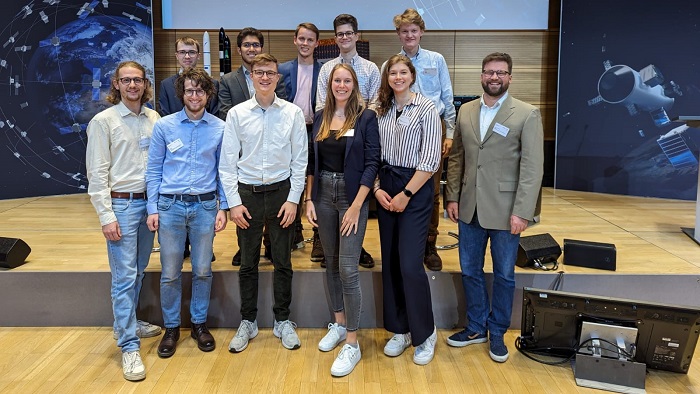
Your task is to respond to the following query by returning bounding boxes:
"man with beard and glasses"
[445,52,543,363]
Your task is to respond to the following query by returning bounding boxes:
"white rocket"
[202,31,211,76]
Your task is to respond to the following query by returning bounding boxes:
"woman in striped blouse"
[373,54,442,366]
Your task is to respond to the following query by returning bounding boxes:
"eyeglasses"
[252,70,278,78]
[335,31,356,39]
[118,77,145,85]
[184,89,206,97]
[241,42,261,49]
[176,50,199,57]
[482,70,510,78]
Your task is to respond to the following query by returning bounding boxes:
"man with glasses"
[218,27,286,266]
[315,13,380,268]
[86,61,162,381]
[159,36,220,261]
[220,54,307,353]
[445,52,543,363]
[386,9,457,272]
[146,68,229,359]
[278,22,323,264]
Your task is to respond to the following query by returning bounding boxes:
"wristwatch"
[402,188,413,198]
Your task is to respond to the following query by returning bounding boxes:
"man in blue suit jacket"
[278,23,323,262]
[159,37,219,117]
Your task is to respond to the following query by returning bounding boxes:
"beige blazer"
[445,95,544,231]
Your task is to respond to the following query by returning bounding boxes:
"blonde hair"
[317,64,365,141]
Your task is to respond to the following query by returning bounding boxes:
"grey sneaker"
[413,327,437,365]
[331,343,361,377]
[273,319,301,350]
[318,322,347,352]
[122,350,146,381]
[229,320,258,353]
[383,332,411,357]
[113,320,162,340]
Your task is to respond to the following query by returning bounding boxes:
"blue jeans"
[314,171,367,331]
[107,197,154,352]
[157,195,217,327]
[458,214,520,337]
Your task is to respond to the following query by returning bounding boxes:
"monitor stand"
[672,116,700,245]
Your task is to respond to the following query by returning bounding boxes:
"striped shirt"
[376,93,442,173]
[315,54,380,111]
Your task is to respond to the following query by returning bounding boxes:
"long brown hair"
[317,63,365,141]
[376,55,415,117]
[106,61,153,105]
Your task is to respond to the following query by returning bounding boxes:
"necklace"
[395,93,414,111]
[334,111,346,118]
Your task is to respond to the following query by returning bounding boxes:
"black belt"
[239,178,289,193]
[111,191,146,199]
[160,192,216,202]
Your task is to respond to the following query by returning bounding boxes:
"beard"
[482,81,508,98]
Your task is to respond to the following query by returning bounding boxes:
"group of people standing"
[86,8,543,382]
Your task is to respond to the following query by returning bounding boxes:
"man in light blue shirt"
[146,68,228,359]
[388,8,457,271]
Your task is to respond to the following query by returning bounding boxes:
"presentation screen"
[162,0,549,30]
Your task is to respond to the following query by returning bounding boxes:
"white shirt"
[219,95,308,207]
[86,101,160,225]
[294,63,314,124]
[316,53,380,111]
[480,92,509,141]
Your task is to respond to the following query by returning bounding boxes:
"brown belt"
[110,191,146,199]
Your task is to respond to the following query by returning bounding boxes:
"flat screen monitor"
[519,287,700,373]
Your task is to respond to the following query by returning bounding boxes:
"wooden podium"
[672,116,700,245]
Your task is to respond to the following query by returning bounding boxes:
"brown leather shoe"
[424,236,442,271]
[310,229,324,262]
[157,327,180,358]
[191,323,216,352]
[359,247,375,268]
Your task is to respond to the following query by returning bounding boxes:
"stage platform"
[1,188,699,328]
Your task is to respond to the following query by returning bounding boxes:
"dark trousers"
[377,165,435,346]
[237,179,294,322]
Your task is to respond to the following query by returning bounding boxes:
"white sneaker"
[318,323,347,352]
[413,327,437,365]
[113,320,162,340]
[229,320,258,353]
[122,350,146,381]
[273,320,301,350]
[383,332,411,357]
[331,344,361,377]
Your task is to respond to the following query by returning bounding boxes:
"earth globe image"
[26,15,153,142]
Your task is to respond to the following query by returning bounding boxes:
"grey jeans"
[314,171,368,331]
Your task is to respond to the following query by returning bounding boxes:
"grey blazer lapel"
[235,68,250,100]
[483,96,514,143]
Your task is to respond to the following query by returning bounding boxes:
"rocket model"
[202,31,211,76]
[219,28,225,77]
[223,34,231,75]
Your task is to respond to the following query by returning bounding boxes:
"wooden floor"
[0,327,698,393]
[1,188,698,274]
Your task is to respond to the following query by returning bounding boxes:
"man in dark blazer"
[159,36,219,117]
[217,27,286,121]
[218,27,286,266]
[278,23,323,263]
[445,52,544,364]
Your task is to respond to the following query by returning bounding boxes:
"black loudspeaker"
[0,237,31,269]
[516,233,562,268]
[563,239,616,271]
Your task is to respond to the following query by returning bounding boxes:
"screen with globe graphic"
[0,0,154,199]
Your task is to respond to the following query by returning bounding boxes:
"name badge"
[344,128,355,137]
[397,114,411,126]
[423,67,438,76]
[139,137,150,150]
[493,122,509,137]
[167,138,184,153]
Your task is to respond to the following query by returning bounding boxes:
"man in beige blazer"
[444,52,543,363]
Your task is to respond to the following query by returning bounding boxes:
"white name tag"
[423,67,438,76]
[167,138,184,153]
[493,122,509,137]
[397,114,411,126]
[344,128,355,137]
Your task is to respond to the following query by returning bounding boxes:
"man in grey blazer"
[445,52,543,363]
[217,27,286,121]
[218,27,286,266]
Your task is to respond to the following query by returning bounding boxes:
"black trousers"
[377,165,435,346]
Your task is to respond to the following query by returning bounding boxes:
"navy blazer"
[278,58,322,109]
[158,74,220,117]
[308,109,380,204]
[217,65,287,120]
